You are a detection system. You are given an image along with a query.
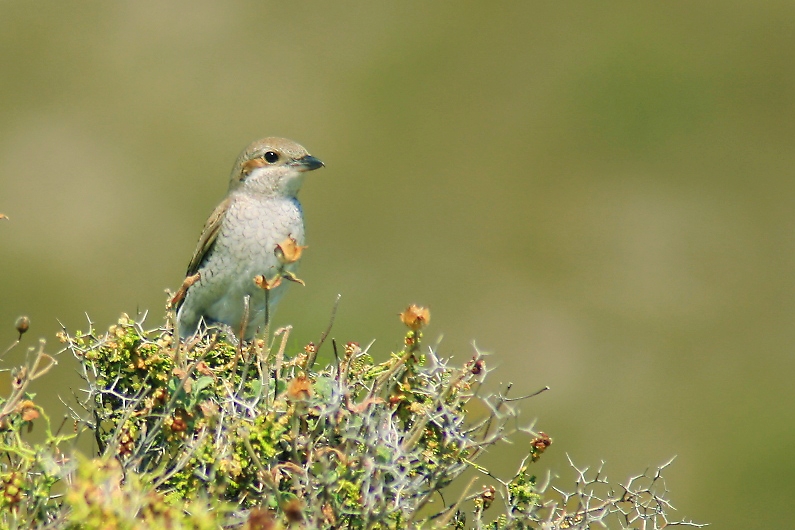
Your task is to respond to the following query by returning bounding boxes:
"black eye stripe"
[264,151,279,163]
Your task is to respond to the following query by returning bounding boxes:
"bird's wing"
[186,196,230,277]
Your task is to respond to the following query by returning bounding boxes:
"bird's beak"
[294,155,324,172]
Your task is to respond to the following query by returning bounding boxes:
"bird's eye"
[263,151,280,163]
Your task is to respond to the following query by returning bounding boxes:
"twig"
[310,293,341,369]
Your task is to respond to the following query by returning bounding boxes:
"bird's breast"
[218,196,305,267]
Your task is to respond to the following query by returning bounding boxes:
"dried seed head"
[400,305,430,330]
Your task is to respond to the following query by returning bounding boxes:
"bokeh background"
[2,2,793,526]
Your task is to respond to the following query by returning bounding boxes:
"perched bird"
[175,137,323,340]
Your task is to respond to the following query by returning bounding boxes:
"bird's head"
[229,137,323,197]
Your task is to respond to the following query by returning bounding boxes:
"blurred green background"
[2,1,793,526]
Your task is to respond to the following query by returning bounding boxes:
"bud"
[14,316,30,336]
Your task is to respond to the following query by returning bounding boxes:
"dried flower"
[254,274,282,291]
[530,432,552,461]
[287,373,312,401]
[321,503,336,526]
[400,305,430,330]
[275,236,307,264]
[481,485,496,510]
[169,410,189,433]
[17,400,39,422]
[195,361,213,376]
[199,400,219,419]
[470,358,485,375]
[344,342,360,358]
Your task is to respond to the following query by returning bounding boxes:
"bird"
[175,137,323,340]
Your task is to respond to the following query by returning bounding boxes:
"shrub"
[0,306,703,529]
